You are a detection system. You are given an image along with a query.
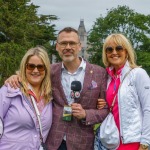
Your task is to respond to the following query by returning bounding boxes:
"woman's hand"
[97,99,107,109]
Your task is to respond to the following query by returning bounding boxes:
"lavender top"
[0,85,52,150]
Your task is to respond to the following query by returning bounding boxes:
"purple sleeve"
[0,86,11,120]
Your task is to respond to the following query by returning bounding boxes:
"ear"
[56,43,59,51]
[78,43,82,52]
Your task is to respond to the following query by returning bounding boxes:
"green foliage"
[93,123,101,134]
[0,42,25,82]
[136,51,150,75]
[0,0,58,86]
[88,5,150,74]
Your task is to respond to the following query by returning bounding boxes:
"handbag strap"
[30,95,44,143]
[109,69,132,112]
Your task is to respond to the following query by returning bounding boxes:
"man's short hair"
[58,27,78,35]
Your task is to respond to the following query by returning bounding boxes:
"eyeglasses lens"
[58,41,78,48]
[106,46,123,54]
[26,63,45,71]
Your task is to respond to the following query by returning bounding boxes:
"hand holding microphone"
[71,81,86,119]
[71,103,86,119]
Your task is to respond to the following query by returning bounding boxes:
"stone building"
[78,19,89,60]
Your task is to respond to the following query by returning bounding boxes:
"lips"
[31,73,40,77]
[110,54,120,58]
[63,49,73,55]
[111,56,119,59]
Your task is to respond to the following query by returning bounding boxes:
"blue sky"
[31,0,150,32]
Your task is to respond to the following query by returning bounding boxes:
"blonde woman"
[0,47,52,149]
[97,33,150,150]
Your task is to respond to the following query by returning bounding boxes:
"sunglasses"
[106,46,124,54]
[26,63,45,71]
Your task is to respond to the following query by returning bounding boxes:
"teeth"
[112,56,119,58]
[31,74,40,76]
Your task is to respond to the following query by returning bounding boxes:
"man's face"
[56,31,81,63]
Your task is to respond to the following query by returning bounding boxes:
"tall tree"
[88,5,150,74]
[0,0,58,85]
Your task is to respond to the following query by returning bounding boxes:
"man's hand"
[139,144,149,150]
[97,99,107,109]
[71,103,86,119]
[4,75,21,89]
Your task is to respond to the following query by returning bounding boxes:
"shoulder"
[131,67,150,82]
[51,62,62,73]
[0,85,21,96]
[86,62,106,73]
[51,62,61,68]
[132,67,149,77]
[0,85,7,94]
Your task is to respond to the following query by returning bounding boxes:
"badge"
[62,105,72,121]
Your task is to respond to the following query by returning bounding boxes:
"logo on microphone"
[71,81,82,99]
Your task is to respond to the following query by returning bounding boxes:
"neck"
[63,57,81,73]
[114,68,118,75]
[31,85,41,98]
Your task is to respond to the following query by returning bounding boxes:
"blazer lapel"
[80,62,94,97]
[52,63,68,105]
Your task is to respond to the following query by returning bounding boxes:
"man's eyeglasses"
[57,41,80,48]
[26,63,45,72]
[106,46,124,54]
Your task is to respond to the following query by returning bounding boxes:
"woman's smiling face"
[106,40,127,70]
[25,55,45,88]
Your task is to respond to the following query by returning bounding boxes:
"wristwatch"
[141,144,149,149]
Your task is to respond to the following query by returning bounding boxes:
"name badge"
[62,105,72,121]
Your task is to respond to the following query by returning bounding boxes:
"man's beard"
[61,49,75,62]
[62,55,75,62]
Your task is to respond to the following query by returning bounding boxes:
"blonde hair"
[102,33,138,68]
[19,46,52,103]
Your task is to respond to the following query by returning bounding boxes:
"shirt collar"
[27,83,43,102]
[106,64,124,78]
[61,57,86,74]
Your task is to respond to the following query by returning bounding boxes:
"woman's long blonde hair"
[19,46,52,103]
[102,33,139,68]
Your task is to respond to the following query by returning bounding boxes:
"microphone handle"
[74,98,79,103]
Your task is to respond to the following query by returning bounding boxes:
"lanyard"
[30,95,44,143]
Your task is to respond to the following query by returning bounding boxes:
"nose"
[111,49,117,54]
[33,67,39,72]
[65,43,71,49]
